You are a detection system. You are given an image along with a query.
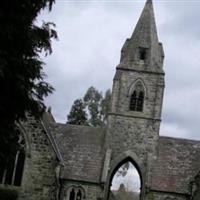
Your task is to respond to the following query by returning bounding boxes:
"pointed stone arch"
[128,78,147,98]
[17,122,31,158]
[104,150,146,200]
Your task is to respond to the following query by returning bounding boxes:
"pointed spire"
[120,0,164,72]
[131,0,158,43]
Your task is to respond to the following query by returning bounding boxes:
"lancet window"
[67,186,86,200]
[130,82,145,112]
[0,130,25,186]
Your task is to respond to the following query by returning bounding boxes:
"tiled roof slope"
[49,123,105,183]
[151,136,200,194]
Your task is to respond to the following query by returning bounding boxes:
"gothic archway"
[104,152,145,200]
[109,160,141,200]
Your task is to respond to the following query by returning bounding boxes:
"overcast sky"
[38,0,200,141]
[111,162,140,192]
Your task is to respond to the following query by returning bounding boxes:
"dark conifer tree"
[0,0,57,166]
[67,99,88,125]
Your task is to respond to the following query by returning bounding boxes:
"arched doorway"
[108,158,142,200]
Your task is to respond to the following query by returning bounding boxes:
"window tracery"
[129,82,145,112]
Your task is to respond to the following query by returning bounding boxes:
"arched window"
[69,189,75,200]
[67,186,86,200]
[0,130,25,186]
[130,82,144,112]
[76,189,82,200]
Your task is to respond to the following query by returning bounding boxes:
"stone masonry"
[17,115,60,200]
[4,0,199,200]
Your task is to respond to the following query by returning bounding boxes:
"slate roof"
[46,117,200,192]
[151,136,200,194]
[49,123,105,183]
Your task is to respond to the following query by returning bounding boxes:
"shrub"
[0,186,18,200]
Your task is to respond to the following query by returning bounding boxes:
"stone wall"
[192,172,200,200]
[145,191,187,200]
[106,115,160,163]
[111,70,165,120]
[104,24,165,196]
[18,116,59,200]
[105,67,165,186]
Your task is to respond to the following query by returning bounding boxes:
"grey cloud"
[38,1,200,140]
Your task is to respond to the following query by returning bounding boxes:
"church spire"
[120,0,164,72]
[131,0,158,44]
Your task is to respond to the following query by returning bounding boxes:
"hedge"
[0,186,18,200]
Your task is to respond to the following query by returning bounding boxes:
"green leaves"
[84,87,103,127]
[67,99,88,126]
[67,86,111,127]
[0,0,56,165]
[116,162,130,177]
[101,89,112,124]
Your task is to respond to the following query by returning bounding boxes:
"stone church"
[1,0,200,200]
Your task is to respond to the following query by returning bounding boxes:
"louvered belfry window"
[130,82,144,112]
[139,47,147,61]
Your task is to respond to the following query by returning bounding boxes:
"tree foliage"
[66,87,131,176]
[67,87,111,127]
[112,183,139,200]
[116,162,130,177]
[67,99,88,126]
[0,0,57,165]
[84,87,103,127]
[101,89,112,124]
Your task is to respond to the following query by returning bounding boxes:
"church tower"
[104,0,165,197]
